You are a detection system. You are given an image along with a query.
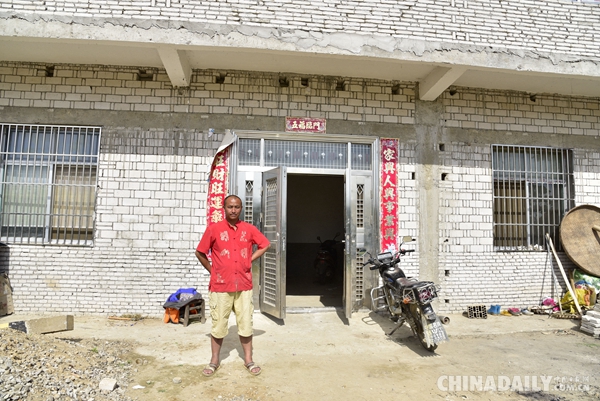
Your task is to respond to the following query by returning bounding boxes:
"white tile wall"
[0,64,415,123]
[0,63,598,315]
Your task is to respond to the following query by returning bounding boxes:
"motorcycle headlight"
[377,252,393,264]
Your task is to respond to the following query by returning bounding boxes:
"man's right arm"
[195,250,212,274]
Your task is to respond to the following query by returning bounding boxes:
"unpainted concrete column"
[415,96,443,282]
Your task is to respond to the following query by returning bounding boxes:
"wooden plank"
[546,234,582,315]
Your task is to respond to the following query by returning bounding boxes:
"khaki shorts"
[209,290,254,339]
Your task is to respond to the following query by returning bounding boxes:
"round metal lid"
[560,204,600,277]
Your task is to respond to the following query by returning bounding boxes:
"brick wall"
[0,64,415,124]
[439,142,493,254]
[440,252,574,312]
[3,149,216,315]
[0,62,598,315]
[436,140,580,312]
[434,88,599,311]
[1,1,598,58]
[442,88,600,136]
[575,149,600,206]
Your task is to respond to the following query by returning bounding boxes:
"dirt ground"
[8,310,600,401]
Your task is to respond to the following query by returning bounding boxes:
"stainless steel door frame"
[345,171,374,317]
[235,171,263,309]
[236,167,376,319]
[231,132,379,319]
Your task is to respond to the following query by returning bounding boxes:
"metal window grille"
[492,145,574,251]
[238,139,261,166]
[264,140,347,169]
[244,180,253,223]
[262,178,279,306]
[355,183,365,301]
[355,252,365,301]
[237,139,372,171]
[351,144,372,170]
[356,184,364,228]
[0,124,101,246]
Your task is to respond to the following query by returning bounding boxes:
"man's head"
[223,195,243,224]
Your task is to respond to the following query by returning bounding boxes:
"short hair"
[223,194,242,206]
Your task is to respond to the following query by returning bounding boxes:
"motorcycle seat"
[396,278,424,289]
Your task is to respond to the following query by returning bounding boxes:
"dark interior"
[286,174,345,307]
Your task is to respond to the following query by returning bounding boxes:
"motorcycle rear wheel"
[408,304,438,352]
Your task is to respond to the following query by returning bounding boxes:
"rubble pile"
[0,328,134,401]
[581,305,600,338]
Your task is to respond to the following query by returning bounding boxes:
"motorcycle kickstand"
[387,317,405,336]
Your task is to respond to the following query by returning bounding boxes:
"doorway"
[233,132,377,319]
[285,174,345,309]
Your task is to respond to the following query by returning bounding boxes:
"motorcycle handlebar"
[363,248,415,269]
[364,259,380,269]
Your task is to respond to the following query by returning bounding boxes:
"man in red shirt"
[195,195,270,377]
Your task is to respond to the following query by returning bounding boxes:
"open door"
[344,172,373,319]
[260,167,287,319]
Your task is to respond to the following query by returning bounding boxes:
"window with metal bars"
[492,145,574,251]
[0,124,100,246]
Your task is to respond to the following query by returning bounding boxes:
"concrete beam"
[157,47,192,88]
[419,66,467,101]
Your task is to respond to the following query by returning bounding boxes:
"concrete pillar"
[415,95,443,283]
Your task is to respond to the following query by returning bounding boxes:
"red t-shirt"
[196,219,270,293]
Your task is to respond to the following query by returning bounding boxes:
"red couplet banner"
[206,146,230,226]
[380,138,399,253]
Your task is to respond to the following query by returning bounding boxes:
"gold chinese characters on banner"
[380,138,399,253]
[206,147,230,226]
[285,117,326,133]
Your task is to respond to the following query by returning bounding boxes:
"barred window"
[0,124,101,246]
[492,145,574,251]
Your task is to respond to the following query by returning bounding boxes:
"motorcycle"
[314,232,342,284]
[363,236,448,352]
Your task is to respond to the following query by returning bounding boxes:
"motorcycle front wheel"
[408,304,438,352]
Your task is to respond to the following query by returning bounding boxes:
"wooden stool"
[182,298,206,327]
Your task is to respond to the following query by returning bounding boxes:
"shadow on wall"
[0,242,9,276]
[0,242,13,316]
